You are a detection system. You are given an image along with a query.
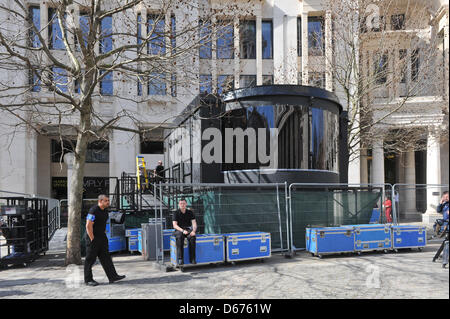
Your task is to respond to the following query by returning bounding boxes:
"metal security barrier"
[392,184,449,224]
[287,183,390,254]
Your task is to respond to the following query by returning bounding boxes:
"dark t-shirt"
[173,209,195,229]
[86,205,108,236]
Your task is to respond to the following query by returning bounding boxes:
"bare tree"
[0,0,254,265]
[325,0,448,160]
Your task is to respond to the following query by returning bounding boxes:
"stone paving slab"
[0,227,448,299]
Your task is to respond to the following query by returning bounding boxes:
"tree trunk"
[65,108,92,266]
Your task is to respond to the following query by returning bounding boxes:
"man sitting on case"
[173,199,197,265]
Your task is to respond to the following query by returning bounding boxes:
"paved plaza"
[0,227,448,299]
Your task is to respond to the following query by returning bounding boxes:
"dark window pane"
[411,49,419,82]
[240,20,256,59]
[140,141,164,154]
[148,73,166,95]
[308,16,324,56]
[28,6,41,48]
[78,13,90,50]
[86,140,109,163]
[100,70,113,95]
[297,17,302,56]
[199,20,212,59]
[262,20,273,59]
[52,67,68,92]
[391,14,405,31]
[29,67,41,92]
[399,49,407,83]
[217,75,234,94]
[48,8,65,50]
[100,16,112,53]
[147,14,165,55]
[137,14,142,45]
[199,74,212,94]
[171,15,176,54]
[217,21,234,59]
[240,75,256,88]
[262,75,273,85]
[374,54,388,84]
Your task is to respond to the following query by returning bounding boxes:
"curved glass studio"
[221,85,344,184]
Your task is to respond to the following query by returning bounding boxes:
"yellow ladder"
[136,156,148,190]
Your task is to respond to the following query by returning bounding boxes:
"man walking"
[84,195,126,286]
[172,199,197,265]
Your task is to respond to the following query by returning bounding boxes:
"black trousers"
[84,234,118,282]
[174,230,196,262]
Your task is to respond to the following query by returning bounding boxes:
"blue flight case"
[224,232,271,262]
[163,229,174,251]
[391,225,426,251]
[106,220,126,253]
[125,228,141,253]
[170,234,225,268]
[352,224,392,253]
[125,228,140,237]
[306,226,354,258]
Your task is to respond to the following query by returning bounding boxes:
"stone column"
[371,140,385,185]
[423,128,442,223]
[403,149,417,220]
[360,148,369,184]
[301,12,308,84]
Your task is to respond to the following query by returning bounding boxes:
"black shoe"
[85,280,99,287]
[109,275,126,284]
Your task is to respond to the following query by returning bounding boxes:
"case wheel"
[394,249,399,253]
[383,249,388,254]
[357,251,361,256]
[318,254,323,259]
[418,247,423,252]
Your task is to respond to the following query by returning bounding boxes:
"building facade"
[0,1,448,212]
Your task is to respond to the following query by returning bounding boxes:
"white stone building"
[0,0,448,216]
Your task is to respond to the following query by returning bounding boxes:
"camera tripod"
[432,230,449,268]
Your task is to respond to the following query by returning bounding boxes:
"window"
[374,53,388,84]
[140,128,165,154]
[372,15,386,32]
[51,139,109,163]
[411,49,419,82]
[28,6,40,48]
[199,74,212,94]
[240,20,256,59]
[52,67,68,93]
[262,20,273,59]
[137,75,143,96]
[308,16,324,56]
[48,8,65,50]
[147,14,165,55]
[148,73,166,95]
[29,67,41,92]
[262,75,273,85]
[171,15,176,54]
[217,21,234,59]
[217,75,234,94]
[77,12,90,51]
[399,49,407,83]
[297,17,302,56]
[391,14,405,31]
[308,72,326,89]
[100,70,113,95]
[137,14,142,45]
[100,16,112,53]
[239,75,256,88]
[199,20,212,59]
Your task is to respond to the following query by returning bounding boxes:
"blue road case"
[109,236,127,253]
[125,228,140,237]
[170,234,225,268]
[306,226,354,258]
[127,236,139,252]
[352,224,392,253]
[163,229,174,251]
[391,225,426,251]
[224,232,271,262]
